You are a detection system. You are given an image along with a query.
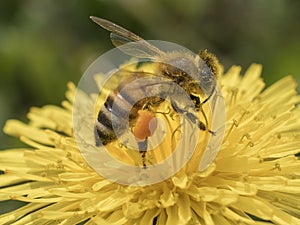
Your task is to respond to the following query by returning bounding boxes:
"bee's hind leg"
[138,139,148,169]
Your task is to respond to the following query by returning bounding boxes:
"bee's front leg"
[170,100,215,135]
[185,111,216,135]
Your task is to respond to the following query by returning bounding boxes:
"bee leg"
[170,100,216,136]
[138,139,148,169]
[185,111,216,136]
[196,121,215,135]
[198,103,216,136]
[196,119,216,136]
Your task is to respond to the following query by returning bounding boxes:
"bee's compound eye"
[133,110,157,141]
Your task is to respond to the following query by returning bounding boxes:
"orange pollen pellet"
[133,110,157,140]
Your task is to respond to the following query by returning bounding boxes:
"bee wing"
[199,86,226,171]
[121,69,164,79]
[114,70,195,109]
[90,16,164,58]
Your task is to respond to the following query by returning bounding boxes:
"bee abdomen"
[105,92,132,118]
[95,88,140,146]
[94,120,117,146]
[95,108,127,146]
[97,105,114,130]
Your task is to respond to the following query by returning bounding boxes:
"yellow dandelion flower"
[1,63,300,225]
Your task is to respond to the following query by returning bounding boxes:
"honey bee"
[91,16,220,168]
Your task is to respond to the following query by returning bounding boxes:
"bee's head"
[197,49,220,78]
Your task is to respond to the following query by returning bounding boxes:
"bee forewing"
[90,16,143,42]
[110,33,161,58]
[90,16,164,58]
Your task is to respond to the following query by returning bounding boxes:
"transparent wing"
[198,86,226,171]
[90,16,164,58]
[119,69,165,79]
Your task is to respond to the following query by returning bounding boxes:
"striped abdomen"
[94,78,160,146]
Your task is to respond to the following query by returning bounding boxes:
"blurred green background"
[0,0,300,216]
